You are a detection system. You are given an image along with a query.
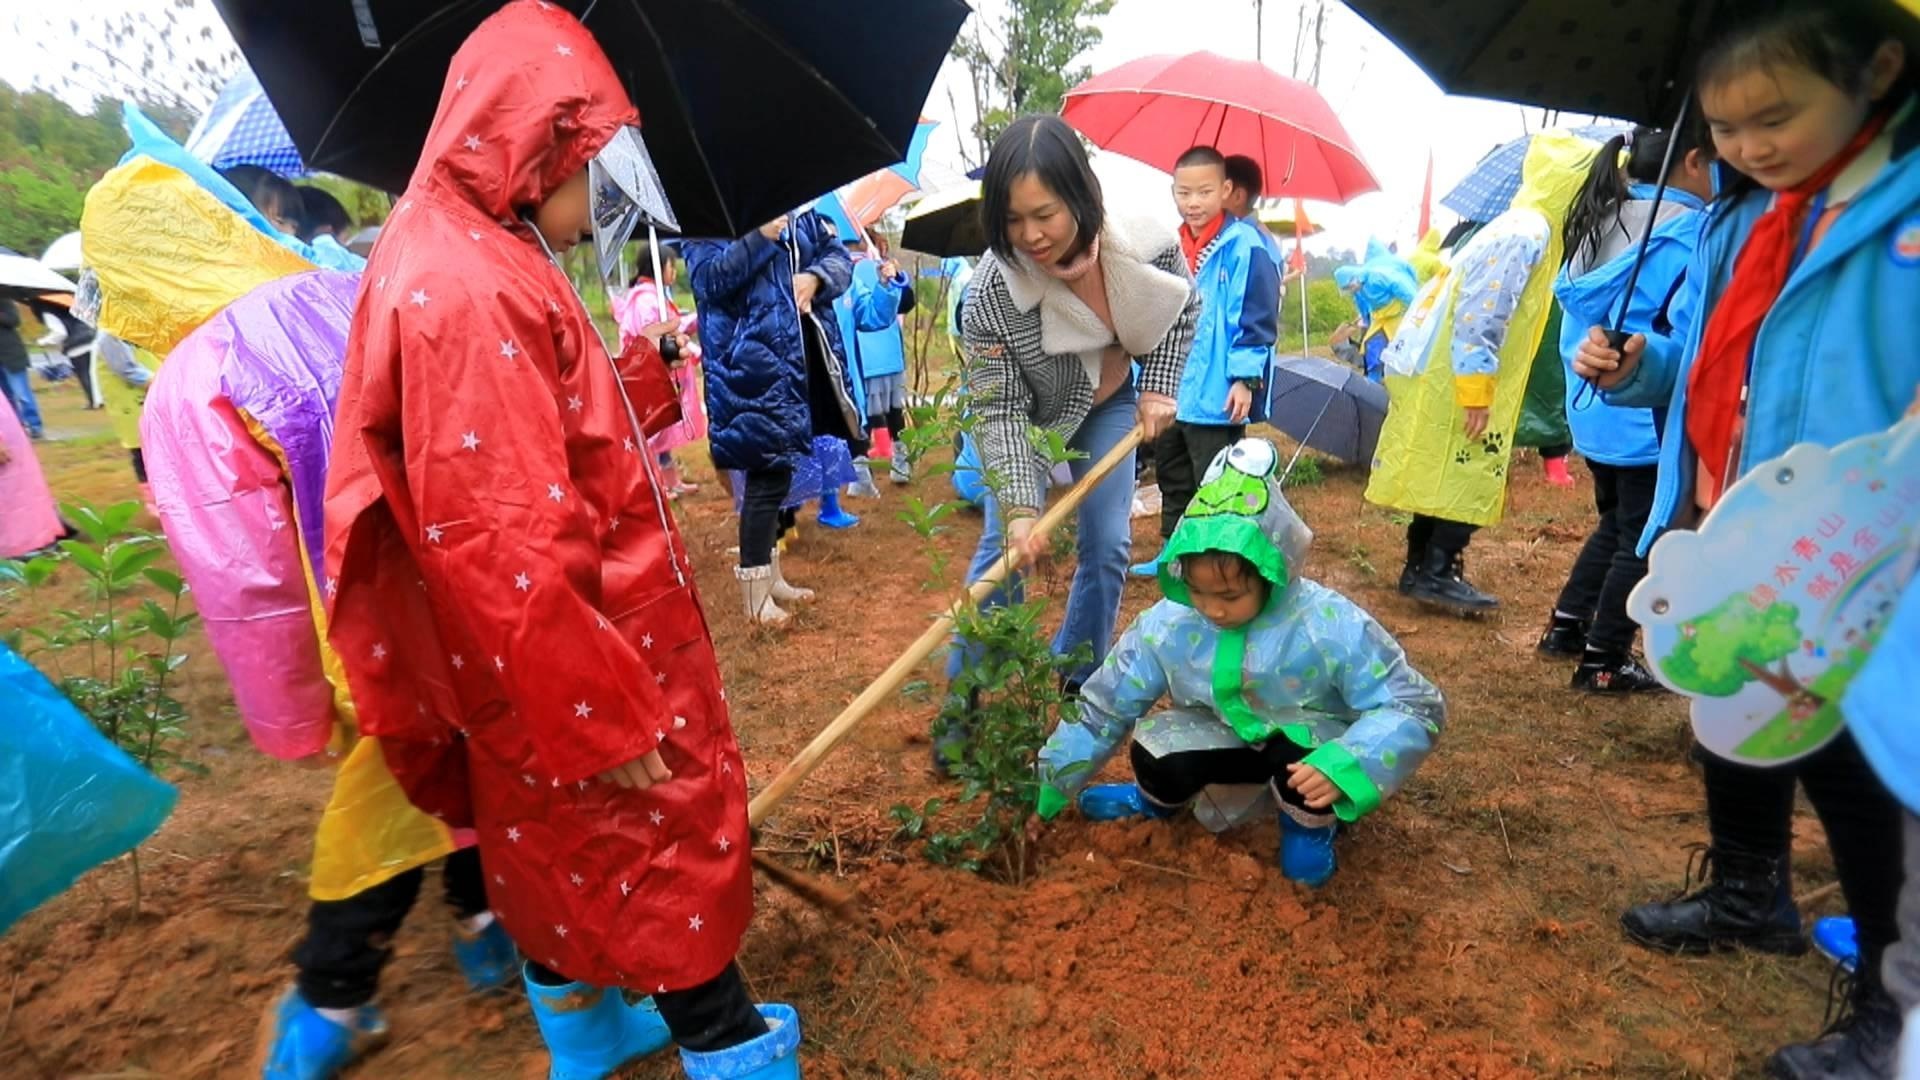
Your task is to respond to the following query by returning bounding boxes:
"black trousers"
[1406,514,1478,564]
[1129,738,1319,813]
[1554,461,1658,655]
[294,848,488,1009]
[738,465,792,568]
[1700,734,1905,984]
[1155,421,1245,539]
[526,961,768,1053]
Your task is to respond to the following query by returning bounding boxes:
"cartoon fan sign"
[1629,416,1920,765]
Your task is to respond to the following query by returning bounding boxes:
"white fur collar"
[1000,213,1190,359]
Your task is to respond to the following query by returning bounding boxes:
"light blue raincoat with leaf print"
[1036,438,1445,824]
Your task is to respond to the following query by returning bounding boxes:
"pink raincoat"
[613,279,707,454]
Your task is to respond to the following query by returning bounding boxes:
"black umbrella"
[1338,0,1733,125]
[208,0,969,239]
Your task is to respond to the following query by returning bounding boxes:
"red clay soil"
[0,392,1846,1078]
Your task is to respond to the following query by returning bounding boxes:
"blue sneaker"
[523,965,671,1080]
[1813,915,1860,973]
[679,1004,802,1080]
[452,916,519,992]
[262,987,388,1080]
[1277,807,1338,888]
[817,490,859,529]
[1076,783,1177,822]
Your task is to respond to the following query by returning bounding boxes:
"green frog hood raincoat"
[1038,438,1446,824]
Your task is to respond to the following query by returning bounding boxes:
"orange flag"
[1417,150,1434,239]
[1290,199,1311,273]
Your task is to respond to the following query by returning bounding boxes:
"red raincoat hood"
[411,0,638,222]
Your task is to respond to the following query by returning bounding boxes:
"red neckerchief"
[1686,109,1892,505]
[1179,215,1227,274]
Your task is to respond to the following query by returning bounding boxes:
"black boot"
[1620,846,1806,956]
[1406,547,1499,615]
[1536,613,1589,658]
[1767,970,1903,1079]
[1398,559,1421,596]
[1572,650,1668,694]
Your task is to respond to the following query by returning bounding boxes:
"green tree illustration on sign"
[1663,593,1825,716]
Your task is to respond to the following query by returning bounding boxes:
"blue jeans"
[2,368,42,435]
[947,382,1138,686]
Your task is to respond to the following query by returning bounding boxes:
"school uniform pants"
[1554,461,1659,655]
[294,848,489,1009]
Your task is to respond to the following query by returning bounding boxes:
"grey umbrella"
[1266,354,1389,468]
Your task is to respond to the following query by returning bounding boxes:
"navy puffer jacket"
[684,211,857,472]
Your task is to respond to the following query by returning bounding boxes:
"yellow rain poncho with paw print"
[83,128,455,901]
[1366,131,1598,528]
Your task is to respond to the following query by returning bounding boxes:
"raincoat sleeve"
[97,335,152,388]
[849,264,904,333]
[140,358,335,760]
[1297,600,1446,822]
[393,293,671,784]
[683,234,783,305]
[1136,243,1201,401]
[1035,612,1170,820]
[1230,247,1281,382]
[799,217,855,305]
[1447,231,1544,409]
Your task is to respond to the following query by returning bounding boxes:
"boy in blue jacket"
[1038,438,1444,887]
[1134,146,1281,576]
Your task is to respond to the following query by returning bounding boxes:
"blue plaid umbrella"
[184,68,307,178]
[1440,124,1625,222]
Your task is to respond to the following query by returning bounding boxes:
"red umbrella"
[1062,52,1379,204]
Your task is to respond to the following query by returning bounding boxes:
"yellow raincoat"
[1366,132,1597,528]
[82,156,456,900]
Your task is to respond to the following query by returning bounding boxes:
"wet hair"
[1178,549,1271,601]
[629,240,672,286]
[1697,2,1913,102]
[1561,118,1713,269]
[296,186,352,241]
[1174,145,1227,172]
[981,114,1104,263]
[1223,154,1264,201]
[219,165,301,230]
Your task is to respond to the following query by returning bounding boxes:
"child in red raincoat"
[321,4,798,1078]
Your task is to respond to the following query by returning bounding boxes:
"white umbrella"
[40,232,84,272]
[0,252,78,294]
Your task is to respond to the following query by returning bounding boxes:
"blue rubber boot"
[523,965,672,1080]
[262,987,388,1080]
[1128,556,1161,579]
[1076,783,1178,822]
[1813,915,1860,974]
[452,916,519,992]
[1277,806,1339,888]
[817,489,859,529]
[678,1004,802,1080]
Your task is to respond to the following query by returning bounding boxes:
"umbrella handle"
[747,425,1146,827]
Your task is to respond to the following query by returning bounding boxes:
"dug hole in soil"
[1,393,1849,1077]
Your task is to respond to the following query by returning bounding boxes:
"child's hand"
[598,749,673,791]
[1572,326,1644,388]
[1225,380,1254,424]
[792,273,819,313]
[1285,763,1338,810]
[638,318,678,346]
[1462,406,1490,441]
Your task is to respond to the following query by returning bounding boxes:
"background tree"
[950,0,1117,169]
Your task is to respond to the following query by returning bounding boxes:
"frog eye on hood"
[1226,439,1278,479]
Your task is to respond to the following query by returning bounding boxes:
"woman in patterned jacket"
[936,114,1199,774]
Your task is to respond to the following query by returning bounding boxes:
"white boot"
[769,551,815,604]
[889,442,912,484]
[735,565,790,626]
